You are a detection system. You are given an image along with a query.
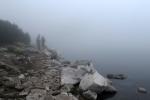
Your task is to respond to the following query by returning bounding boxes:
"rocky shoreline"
[0,44,117,100]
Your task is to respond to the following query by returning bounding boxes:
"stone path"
[24,53,61,100]
[0,49,62,100]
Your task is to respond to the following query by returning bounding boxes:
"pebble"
[137,87,147,94]
[18,74,25,79]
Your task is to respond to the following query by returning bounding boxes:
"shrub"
[0,19,30,45]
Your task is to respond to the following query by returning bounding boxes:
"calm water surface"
[61,49,150,100]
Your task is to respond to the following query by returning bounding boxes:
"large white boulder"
[79,71,110,93]
[61,67,86,85]
[61,60,117,95]
[61,63,96,85]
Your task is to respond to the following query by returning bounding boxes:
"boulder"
[137,87,147,94]
[61,63,96,85]
[103,85,117,94]
[55,93,78,100]
[74,60,96,73]
[79,71,107,93]
[61,67,86,85]
[26,89,53,100]
[107,74,127,80]
[82,90,97,100]
[61,84,74,93]
[18,74,25,79]
[79,71,116,94]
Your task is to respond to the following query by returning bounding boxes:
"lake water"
[53,46,150,100]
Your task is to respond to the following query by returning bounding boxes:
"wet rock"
[26,89,51,100]
[103,85,117,94]
[79,72,107,93]
[79,71,116,94]
[107,74,127,80]
[82,90,97,100]
[137,87,147,94]
[55,93,78,100]
[97,91,116,100]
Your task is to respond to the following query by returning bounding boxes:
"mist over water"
[0,0,150,99]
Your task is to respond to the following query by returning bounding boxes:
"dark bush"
[0,19,30,45]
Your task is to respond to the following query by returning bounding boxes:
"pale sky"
[0,0,150,69]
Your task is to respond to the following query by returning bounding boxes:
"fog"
[0,0,150,73]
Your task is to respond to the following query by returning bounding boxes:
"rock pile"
[0,46,61,100]
[61,60,117,100]
[0,45,117,100]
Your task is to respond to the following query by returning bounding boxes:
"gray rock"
[79,71,107,93]
[61,67,86,85]
[61,84,74,93]
[61,63,96,85]
[104,85,117,93]
[55,93,78,100]
[82,90,97,100]
[26,89,53,100]
[107,74,127,80]
[79,71,117,94]
[18,74,25,79]
[137,87,147,94]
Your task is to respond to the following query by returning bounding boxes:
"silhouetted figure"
[41,36,46,49]
[36,34,41,50]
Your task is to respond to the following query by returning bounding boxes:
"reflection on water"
[48,42,150,100]
[98,72,150,100]
[97,92,116,100]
